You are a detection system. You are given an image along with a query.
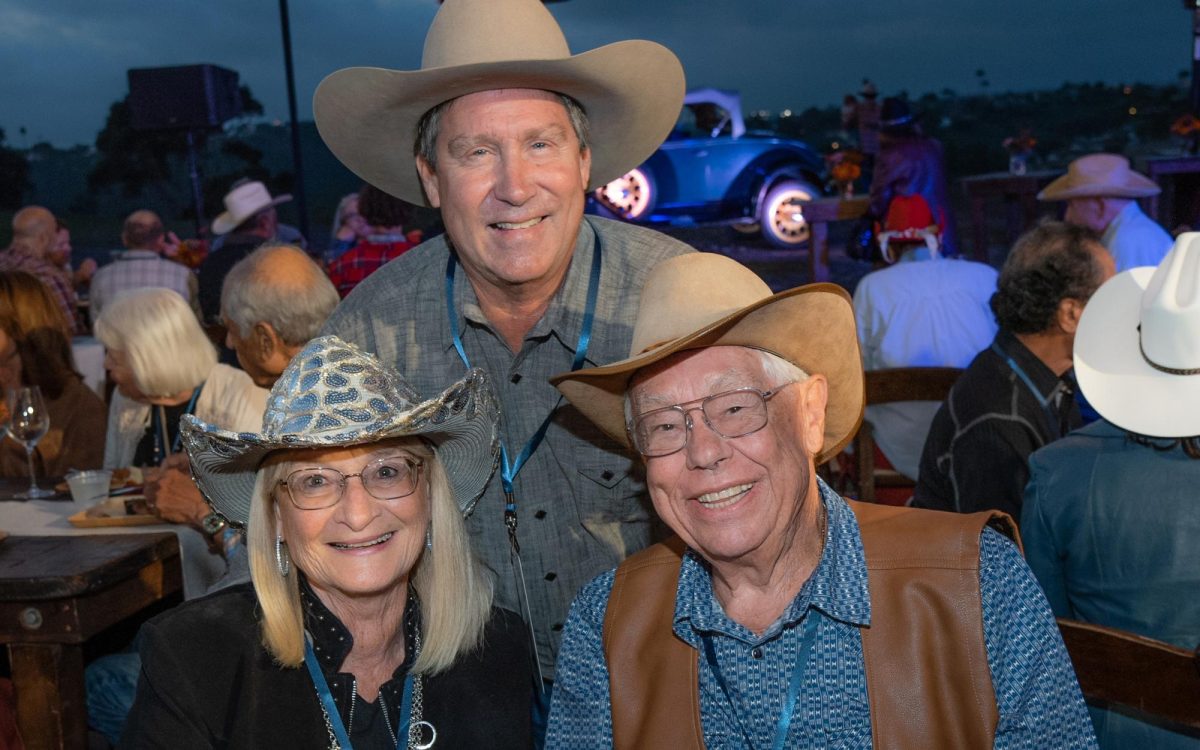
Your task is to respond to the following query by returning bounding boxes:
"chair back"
[1058,618,1200,731]
[854,367,962,503]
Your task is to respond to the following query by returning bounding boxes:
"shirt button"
[552,622,564,632]
[751,647,763,659]
[544,572,557,582]
[510,373,522,384]
[534,510,547,519]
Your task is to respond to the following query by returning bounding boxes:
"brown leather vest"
[602,500,1020,749]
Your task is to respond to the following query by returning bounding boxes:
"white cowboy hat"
[211,181,292,236]
[1074,232,1200,437]
[550,253,864,464]
[312,0,685,206]
[181,335,500,526]
[1038,153,1160,201]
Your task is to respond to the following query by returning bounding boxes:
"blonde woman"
[121,336,531,748]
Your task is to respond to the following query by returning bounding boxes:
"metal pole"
[186,130,205,238]
[278,0,310,243]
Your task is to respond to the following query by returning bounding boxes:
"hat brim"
[212,194,294,236]
[182,370,499,526]
[313,40,685,206]
[1037,173,1160,201]
[1074,267,1200,437]
[550,283,864,465]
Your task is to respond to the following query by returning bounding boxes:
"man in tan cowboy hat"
[544,253,1095,748]
[312,0,690,727]
[199,179,306,324]
[1039,153,1172,272]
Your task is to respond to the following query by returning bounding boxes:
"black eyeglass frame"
[275,455,425,510]
[628,380,802,458]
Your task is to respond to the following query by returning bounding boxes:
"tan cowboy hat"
[1074,233,1200,437]
[211,181,292,236]
[312,0,685,206]
[1038,153,1160,201]
[550,254,864,464]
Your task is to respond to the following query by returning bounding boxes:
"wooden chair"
[853,367,962,503]
[1057,618,1200,732]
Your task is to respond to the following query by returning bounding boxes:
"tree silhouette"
[0,128,30,209]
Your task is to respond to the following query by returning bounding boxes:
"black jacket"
[120,583,532,749]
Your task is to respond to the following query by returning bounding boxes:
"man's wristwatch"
[200,512,228,536]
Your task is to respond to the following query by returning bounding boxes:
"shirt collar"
[300,576,420,676]
[1101,201,1137,247]
[672,479,872,647]
[993,328,1069,401]
[118,249,160,260]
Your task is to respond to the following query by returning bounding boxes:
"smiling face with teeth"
[416,88,591,304]
[630,346,829,580]
[271,439,432,609]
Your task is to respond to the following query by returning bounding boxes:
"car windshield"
[669,102,733,140]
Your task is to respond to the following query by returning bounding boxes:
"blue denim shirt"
[547,480,1097,748]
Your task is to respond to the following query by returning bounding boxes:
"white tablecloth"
[0,498,225,599]
[70,336,106,398]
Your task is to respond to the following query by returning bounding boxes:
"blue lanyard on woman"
[701,612,821,750]
[443,231,602,554]
[153,385,202,464]
[303,640,413,750]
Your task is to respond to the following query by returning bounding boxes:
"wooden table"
[0,533,181,750]
[803,196,869,282]
[959,170,1059,260]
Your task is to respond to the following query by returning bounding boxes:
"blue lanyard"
[153,385,202,463]
[989,343,1060,430]
[444,229,602,554]
[701,612,820,750]
[303,639,412,750]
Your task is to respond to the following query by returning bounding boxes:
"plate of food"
[68,496,158,528]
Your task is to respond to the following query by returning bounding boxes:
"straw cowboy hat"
[181,336,500,526]
[1074,233,1200,438]
[211,181,292,236]
[1038,154,1160,201]
[550,254,864,464]
[312,0,685,206]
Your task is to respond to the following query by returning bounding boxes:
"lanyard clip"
[504,492,520,554]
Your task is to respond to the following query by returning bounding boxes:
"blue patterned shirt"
[546,481,1097,748]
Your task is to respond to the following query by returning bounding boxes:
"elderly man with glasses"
[544,253,1096,748]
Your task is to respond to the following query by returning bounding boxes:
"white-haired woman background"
[120,336,532,748]
[95,287,268,469]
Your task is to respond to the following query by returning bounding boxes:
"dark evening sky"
[0,0,1188,148]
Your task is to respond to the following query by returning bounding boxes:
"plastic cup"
[66,470,113,504]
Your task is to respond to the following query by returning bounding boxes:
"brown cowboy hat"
[550,253,864,465]
[1038,153,1160,201]
[312,0,685,206]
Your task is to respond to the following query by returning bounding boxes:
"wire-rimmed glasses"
[276,455,424,510]
[8,386,53,498]
[629,381,802,458]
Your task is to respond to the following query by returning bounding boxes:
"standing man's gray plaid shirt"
[322,216,690,674]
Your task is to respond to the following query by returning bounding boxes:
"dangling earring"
[425,526,433,551]
[276,535,290,577]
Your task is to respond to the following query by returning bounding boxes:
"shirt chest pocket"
[571,444,649,524]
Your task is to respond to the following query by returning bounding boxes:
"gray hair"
[220,244,339,346]
[623,347,809,431]
[95,287,217,398]
[414,92,591,173]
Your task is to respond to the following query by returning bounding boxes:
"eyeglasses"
[629,382,802,458]
[277,455,424,510]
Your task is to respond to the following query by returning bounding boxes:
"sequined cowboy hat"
[1037,154,1160,201]
[211,181,293,236]
[181,336,500,526]
[1074,232,1200,437]
[312,0,685,206]
[549,253,864,464]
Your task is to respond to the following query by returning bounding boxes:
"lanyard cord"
[304,640,412,750]
[989,342,1063,433]
[153,384,202,464]
[444,229,603,530]
[701,612,821,750]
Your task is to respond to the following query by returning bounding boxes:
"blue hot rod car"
[592,88,826,247]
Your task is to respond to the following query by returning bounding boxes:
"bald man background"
[1,206,80,332]
[89,209,199,326]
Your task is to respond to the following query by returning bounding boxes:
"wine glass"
[8,386,53,499]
